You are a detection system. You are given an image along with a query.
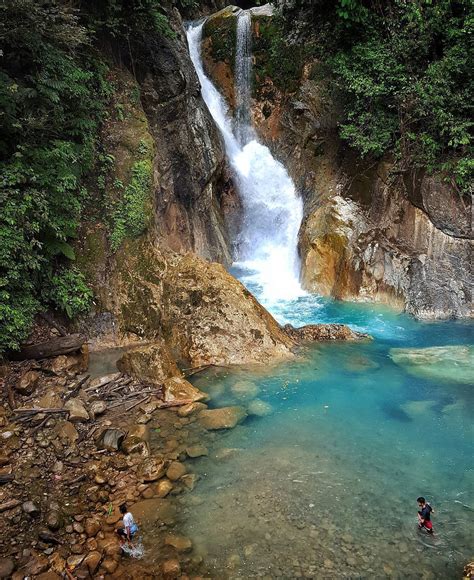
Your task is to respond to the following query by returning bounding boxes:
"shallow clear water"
[181,268,473,578]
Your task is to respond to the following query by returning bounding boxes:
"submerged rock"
[230,380,260,400]
[247,398,273,417]
[390,345,474,384]
[164,533,193,553]
[199,406,247,430]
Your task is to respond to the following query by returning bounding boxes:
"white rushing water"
[187,16,305,304]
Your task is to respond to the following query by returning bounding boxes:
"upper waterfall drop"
[187,15,305,305]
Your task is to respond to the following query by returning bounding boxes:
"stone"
[38,529,60,544]
[166,461,187,481]
[53,421,78,444]
[0,558,14,578]
[67,555,85,569]
[284,323,369,342]
[230,380,259,400]
[117,342,180,386]
[121,424,150,456]
[177,402,208,417]
[84,518,101,537]
[163,377,208,403]
[88,373,121,391]
[390,345,474,384]
[139,457,167,482]
[36,392,63,409]
[186,445,208,458]
[89,400,107,418]
[101,558,118,574]
[64,398,89,422]
[73,522,84,534]
[155,479,173,498]
[199,406,247,430]
[84,551,102,575]
[164,533,192,552]
[137,413,152,424]
[46,511,61,531]
[36,572,61,580]
[21,553,49,576]
[95,428,126,451]
[247,398,273,417]
[22,500,40,516]
[181,473,197,491]
[141,486,155,499]
[162,558,181,579]
[16,370,40,395]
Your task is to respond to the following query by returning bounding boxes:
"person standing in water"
[417,497,434,533]
[116,503,138,548]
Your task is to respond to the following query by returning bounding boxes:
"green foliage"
[0,0,176,353]
[204,14,237,68]
[44,268,93,319]
[308,0,473,191]
[110,158,153,251]
[253,17,307,94]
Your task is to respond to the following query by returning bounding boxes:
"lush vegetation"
[0,0,169,354]
[289,0,473,192]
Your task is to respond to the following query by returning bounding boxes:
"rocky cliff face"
[202,6,473,319]
[75,6,293,368]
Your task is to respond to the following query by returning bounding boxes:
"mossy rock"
[203,6,239,69]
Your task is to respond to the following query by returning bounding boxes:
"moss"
[253,16,307,96]
[109,156,153,251]
[203,12,237,71]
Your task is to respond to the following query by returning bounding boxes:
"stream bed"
[179,271,473,579]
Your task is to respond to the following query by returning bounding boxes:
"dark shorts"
[117,527,136,538]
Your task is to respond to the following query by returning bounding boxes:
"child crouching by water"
[116,503,138,548]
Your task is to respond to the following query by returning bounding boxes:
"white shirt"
[123,512,135,530]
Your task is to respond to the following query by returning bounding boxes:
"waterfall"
[187,16,305,304]
[234,12,254,145]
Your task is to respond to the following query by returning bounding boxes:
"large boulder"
[199,406,247,430]
[117,341,180,385]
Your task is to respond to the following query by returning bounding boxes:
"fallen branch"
[156,398,194,409]
[126,396,150,411]
[11,334,86,361]
[14,408,67,416]
[0,475,15,485]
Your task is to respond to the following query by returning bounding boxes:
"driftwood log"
[11,334,86,360]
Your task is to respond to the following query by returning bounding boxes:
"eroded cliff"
[202,5,473,319]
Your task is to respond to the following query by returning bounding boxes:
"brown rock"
[89,400,107,418]
[141,486,155,499]
[199,406,247,430]
[163,377,208,403]
[177,402,208,417]
[73,522,84,534]
[121,424,150,456]
[284,323,369,342]
[117,342,180,386]
[164,533,192,553]
[139,457,167,482]
[35,572,61,580]
[46,511,61,531]
[53,420,78,444]
[66,555,85,569]
[22,500,40,516]
[83,551,102,575]
[23,553,49,575]
[101,557,118,574]
[0,558,15,578]
[16,370,40,395]
[166,461,187,481]
[88,372,121,390]
[162,558,181,579]
[64,398,89,422]
[155,479,173,498]
[84,518,101,537]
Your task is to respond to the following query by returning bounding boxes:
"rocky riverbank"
[0,318,367,579]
